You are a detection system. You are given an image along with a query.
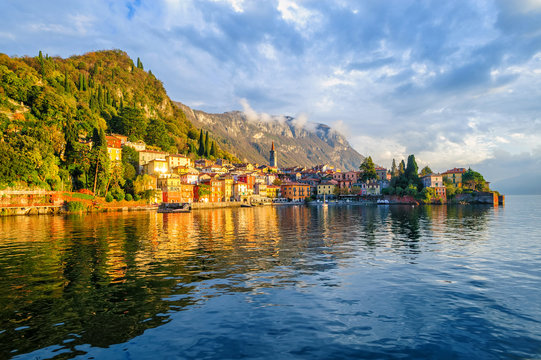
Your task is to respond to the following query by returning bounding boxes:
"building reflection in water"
[0,204,495,358]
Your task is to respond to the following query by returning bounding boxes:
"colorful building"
[317,180,338,198]
[142,159,168,176]
[442,168,466,187]
[220,177,234,201]
[254,183,267,197]
[162,184,195,203]
[166,154,192,169]
[234,182,249,202]
[196,179,222,203]
[281,183,311,201]
[238,174,256,191]
[375,167,388,180]
[138,149,169,172]
[421,173,444,188]
[106,135,122,163]
[266,185,280,198]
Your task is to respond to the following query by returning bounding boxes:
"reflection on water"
[0,200,540,359]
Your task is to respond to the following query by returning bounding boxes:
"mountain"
[175,103,365,171]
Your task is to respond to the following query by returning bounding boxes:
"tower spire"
[269,141,277,168]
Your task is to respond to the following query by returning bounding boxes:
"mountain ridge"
[175,102,365,171]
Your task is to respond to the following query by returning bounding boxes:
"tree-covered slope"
[0,50,236,191]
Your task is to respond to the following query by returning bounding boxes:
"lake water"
[1,196,540,359]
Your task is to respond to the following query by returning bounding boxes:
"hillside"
[0,50,235,191]
[176,103,365,171]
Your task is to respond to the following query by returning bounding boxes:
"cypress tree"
[204,132,210,157]
[79,73,84,92]
[38,50,43,61]
[64,71,70,94]
[210,141,217,157]
[391,159,397,178]
[64,116,78,164]
[137,57,143,70]
[197,129,205,156]
[405,154,419,181]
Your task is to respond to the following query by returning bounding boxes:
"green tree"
[89,127,109,195]
[359,156,377,182]
[110,106,147,140]
[197,129,205,156]
[391,158,397,178]
[64,70,70,94]
[420,165,433,177]
[405,154,419,181]
[79,73,84,92]
[210,141,217,157]
[64,116,79,164]
[137,57,144,70]
[204,131,210,157]
[134,174,155,194]
[145,118,172,151]
[399,160,405,175]
[462,168,488,191]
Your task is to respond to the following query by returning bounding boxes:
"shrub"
[125,193,133,201]
[66,201,86,212]
[133,194,140,201]
[110,187,125,201]
[105,194,113,202]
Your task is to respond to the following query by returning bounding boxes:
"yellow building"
[220,177,234,201]
[442,168,466,187]
[254,183,267,197]
[166,154,192,169]
[106,135,122,163]
[317,180,338,198]
[266,185,280,198]
[157,174,182,191]
[138,149,169,172]
[142,159,168,176]
[107,147,122,163]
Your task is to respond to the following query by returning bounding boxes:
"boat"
[241,203,252,208]
[158,203,191,213]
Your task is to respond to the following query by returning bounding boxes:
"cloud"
[1,0,540,190]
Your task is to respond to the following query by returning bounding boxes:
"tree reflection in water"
[0,204,494,358]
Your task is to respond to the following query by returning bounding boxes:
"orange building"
[433,186,447,201]
[195,179,222,202]
[280,183,311,201]
[162,184,194,203]
[238,174,256,190]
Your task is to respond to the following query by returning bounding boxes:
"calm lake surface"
[1,196,540,359]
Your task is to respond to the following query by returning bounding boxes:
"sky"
[1,0,540,193]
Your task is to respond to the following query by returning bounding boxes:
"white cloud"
[277,0,321,33]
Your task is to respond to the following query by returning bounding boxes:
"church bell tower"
[269,141,277,168]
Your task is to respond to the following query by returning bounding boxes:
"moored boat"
[158,203,191,213]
